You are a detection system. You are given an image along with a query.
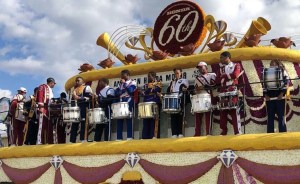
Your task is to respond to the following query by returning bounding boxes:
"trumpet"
[96,32,126,63]
[235,17,271,48]
[148,81,162,89]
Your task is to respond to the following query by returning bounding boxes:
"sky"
[0,0,300,100]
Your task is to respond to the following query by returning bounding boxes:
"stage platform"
[1,132,300,183]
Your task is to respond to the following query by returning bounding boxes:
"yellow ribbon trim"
[65,47,300,91]
[1,132,300,158]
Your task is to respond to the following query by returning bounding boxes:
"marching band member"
[141,71,162,139]
[216,51,242,135]
[95,78,115,141]
[194,62,216,136]
[264,59,291,133]
[55,92,68,144]
[70,76,93,143]
[23,87,39,145]
[115,69,137,141]
[37,78,56,144]
[167,68,189,138]
[8,87,27,146]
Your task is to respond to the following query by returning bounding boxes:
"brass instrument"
[235,17,271,48]
[96,32,126,64]
[148,81,162,89]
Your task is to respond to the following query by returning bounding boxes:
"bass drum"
[0,97,10,122]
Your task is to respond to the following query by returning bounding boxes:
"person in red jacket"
[36,77,56,144]
[8,87,27,146]
[216,51,242,135]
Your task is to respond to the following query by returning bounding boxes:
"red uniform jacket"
[37,84,52,113]
[216,62,241,92]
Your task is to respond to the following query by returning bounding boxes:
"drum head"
[0,97,10,123]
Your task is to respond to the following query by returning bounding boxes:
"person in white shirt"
[95,78,115,141]
[166,68,189,138]
[193,61,216,136]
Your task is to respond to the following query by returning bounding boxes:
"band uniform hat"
[18,87,27,93]
[47,77,56,84]
[196,61,207,67]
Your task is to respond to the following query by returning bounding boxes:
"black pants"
[170,113,183,136]
[266,99,287,133]
[94,124,109,141]
[24,119,39,145]
[70,121,85,143]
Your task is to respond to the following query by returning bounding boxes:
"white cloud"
[0,89,12,98]
[0,0,299,95]
[0,45,12,56]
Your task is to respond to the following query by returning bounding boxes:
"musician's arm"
[223,63,241,80]
[126,84,137,96]
[166,81,172,93]
[8,99,17,118]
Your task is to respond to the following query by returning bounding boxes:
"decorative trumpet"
[235,17,271,48]
[96,32,127,64]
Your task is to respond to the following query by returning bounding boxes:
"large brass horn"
[96,32,126,62]
[235,17,271,48]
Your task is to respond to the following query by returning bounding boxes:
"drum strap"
[196,76,210,94]
[75,85,85,96]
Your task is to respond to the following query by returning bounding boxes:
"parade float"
[1,1,300,183]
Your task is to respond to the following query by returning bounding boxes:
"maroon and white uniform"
[9,94,26,145]
[216,62,242,135]
[36,84,54,144]
[194,73,216,136]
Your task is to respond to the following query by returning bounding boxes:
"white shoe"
[81,140,87,143]
[127,138,133,141]
[171,135,178,138]
[178,134,184,138]
[10,144,16,147]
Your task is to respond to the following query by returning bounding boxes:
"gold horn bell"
[235,17,271,48]
[96,32,126,62]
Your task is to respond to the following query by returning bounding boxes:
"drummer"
[115,69,137,141]
[193,62,216,136]
[7,87,27,146]
[54,92,68,144]
[216,51,242,135]
[167,68,189,138]
[264,59,291,133]
[141,71,162,139]
[95,78,115,141]
[70,76,93,143]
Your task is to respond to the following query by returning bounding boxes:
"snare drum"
[111,102,131,119]
[138,102,158,119]
[218,91,239,110]
[88,108,107,124]
[191,94,211,113]
[63,107,80,123]
[50,104,62,117]
[262,67,284,90]
[162,94,181,114]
